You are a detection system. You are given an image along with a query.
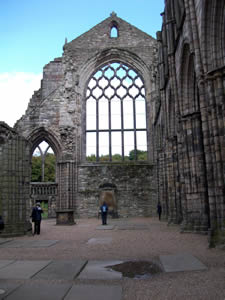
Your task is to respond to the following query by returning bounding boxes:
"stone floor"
[0,217,224,299]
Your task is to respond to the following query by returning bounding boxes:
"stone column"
[56,161,77,225]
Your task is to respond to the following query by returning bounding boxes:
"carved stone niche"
[56,209,75,225]
[99,183,118,218]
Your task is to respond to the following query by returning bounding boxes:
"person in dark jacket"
[157,202,162,220]
[0,216,4,231]
[100,202,108,225]
[31,202,43,235]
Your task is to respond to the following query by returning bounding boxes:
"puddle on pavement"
[107,260,162,279]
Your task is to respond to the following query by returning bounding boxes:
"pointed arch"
[110,21,119,38]
[203,0,225,71]
[27,127,62,160]
[179,43,199,116]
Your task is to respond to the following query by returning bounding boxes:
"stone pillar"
[0,122,31,236]
[56,161,76,225]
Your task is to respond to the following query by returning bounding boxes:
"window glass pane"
[124,131,134,158]
[99,132,109,160]
[136,131,147,160]
[93,86,103,98]
[110,77,120,89]
[112,132,122,157]
[134,77,144,88]
[86,98,96,130]
[136,97,146,128]
[89,78,97,88]
[123,96,133,129]
[136,115,146,129]
[103,67,114,79]
[111,26,118,38]
[128,85,139,98]
[94,70,102,79]
[86,132,96,159]
[99,98,108,129]
[135,97,145,114]
[111,97,121,129]
[98,77,108,89]
[136,131,147,151]
[115,65,127,78]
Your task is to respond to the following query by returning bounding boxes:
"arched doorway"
[28,128,61,219]
[31,141,57,218]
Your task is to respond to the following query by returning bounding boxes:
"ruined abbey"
[0,0,224,245]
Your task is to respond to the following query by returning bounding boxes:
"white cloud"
[0,72,42,127]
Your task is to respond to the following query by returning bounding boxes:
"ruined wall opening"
[31,141,57,218]
[31,141,56,183]
[85,61,147,162]
[110,25,118,38]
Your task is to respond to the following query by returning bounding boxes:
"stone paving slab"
[64,284,122,300]
[33,260,87,280]
[0,239,12,245]
[0,260,14,270]
[0,240,58,248]
[78,260,123,280]
[0,260,51,279]
[4,282,72,300]
[87,237,112,245]
[0,281,21,300]
[159,253,207,273]
[96,225,115,230]
[116,224,149,230]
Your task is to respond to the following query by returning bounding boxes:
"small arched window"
[110,25,118,38]
[32,141,56,182]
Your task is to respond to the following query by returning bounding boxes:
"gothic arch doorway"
[28,128,62,218]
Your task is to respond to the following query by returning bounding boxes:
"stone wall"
[154,0,225,245]
[77,163,156,218]
[0,122,31,236]
[15,13,159,222]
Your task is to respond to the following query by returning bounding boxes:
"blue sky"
[0,0,164,126]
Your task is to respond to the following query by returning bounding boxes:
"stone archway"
[28,128,62,218]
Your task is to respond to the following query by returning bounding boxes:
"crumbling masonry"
[0,1,224,245]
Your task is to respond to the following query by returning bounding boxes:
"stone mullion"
[214,75,225,229]
[133,98,137,159]
[205,74,225,230]
[166,140,176,224]
[96,100,99,161]
[202,79,217,232]
[167,52,182,225]
[187,0,211,231]
[121,98,124,160]
[108,99,112,161]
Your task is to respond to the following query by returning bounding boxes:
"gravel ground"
[0,217,224,300]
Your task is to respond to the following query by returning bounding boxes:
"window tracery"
[86,62,147,161]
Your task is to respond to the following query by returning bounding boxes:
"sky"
[0,0,164,127]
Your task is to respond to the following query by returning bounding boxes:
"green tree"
[86,154,97,162]
[44,153,56,181]
[31,156,42,182]
[31,153,56,182]
[112,154,122,161]
[129,149,147,161]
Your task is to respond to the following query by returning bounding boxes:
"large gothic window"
[86,62,147,161]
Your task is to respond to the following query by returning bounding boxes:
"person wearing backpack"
[100,201,108,225]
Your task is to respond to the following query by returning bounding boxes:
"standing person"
[100,201,108,225]
[157,202,162,220]
[31,202,43,235]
